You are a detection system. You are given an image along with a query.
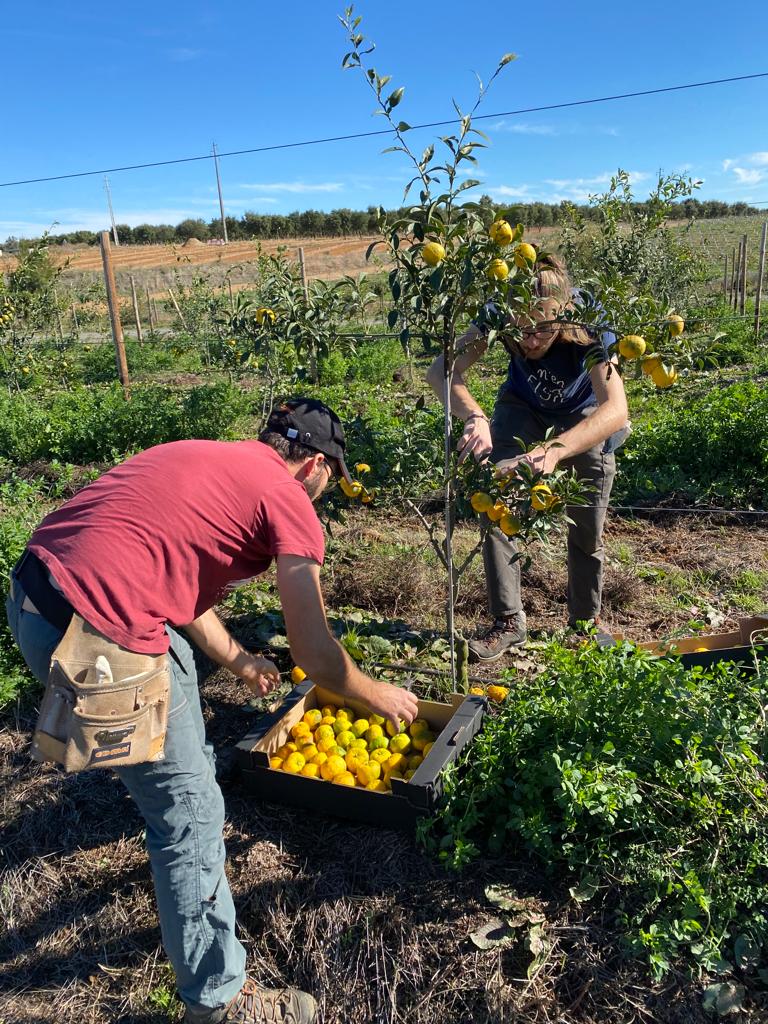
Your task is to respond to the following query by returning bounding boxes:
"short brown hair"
[258,430,318,463]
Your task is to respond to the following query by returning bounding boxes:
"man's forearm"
[292,631,384,708]
[553,402,626,462]
[182,607,255,676]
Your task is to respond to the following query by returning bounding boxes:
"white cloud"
[489,120,558,136]
[487,185,533,199]
[722,158,735,172]
[238,181,344,194]
[733,167,766,185]
[749,152,768,166]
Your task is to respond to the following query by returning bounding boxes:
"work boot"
[468,614,527,663]
[184,978,317,1024]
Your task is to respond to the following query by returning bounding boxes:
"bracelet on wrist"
[465,412,489,424]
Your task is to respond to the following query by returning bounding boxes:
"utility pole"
[104,176,120,246]
[212,142,228,243]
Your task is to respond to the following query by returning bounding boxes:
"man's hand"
[457,416,493,464]
[495,444,560,479]
[364,681,419,733]
[239,655,281,697]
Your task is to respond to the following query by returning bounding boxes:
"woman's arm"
[495,360,629,476]
[426,325,493,463]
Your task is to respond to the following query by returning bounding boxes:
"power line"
[1,71,767,189]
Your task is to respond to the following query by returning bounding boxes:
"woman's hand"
[457,415,493,464]
[495,444,560,479]
[239,655,281,697]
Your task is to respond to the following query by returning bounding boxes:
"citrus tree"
[339,8,596,683]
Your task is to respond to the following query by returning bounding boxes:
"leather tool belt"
[31,610,170,773]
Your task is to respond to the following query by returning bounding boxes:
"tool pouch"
[31,613,170,772]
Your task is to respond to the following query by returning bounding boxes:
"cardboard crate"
[235,680,485,831]
[634,615,768,670]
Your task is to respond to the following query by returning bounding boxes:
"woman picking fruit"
[427,252,629,661]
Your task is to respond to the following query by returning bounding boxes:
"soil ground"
[2,512,767,1024]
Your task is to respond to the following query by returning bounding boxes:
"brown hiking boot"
[184,978,317,1024]
[468,615,527,663]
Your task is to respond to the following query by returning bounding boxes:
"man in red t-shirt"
[6,397,418,1024]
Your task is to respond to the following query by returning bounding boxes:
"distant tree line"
[2,198,762,251]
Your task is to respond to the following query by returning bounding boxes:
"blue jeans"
[5,574,246,1013]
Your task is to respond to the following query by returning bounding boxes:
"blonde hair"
[532,253,590,345]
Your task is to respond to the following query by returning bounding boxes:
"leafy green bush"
[428,641,768,978]
[79,339,195,382]
[0,478,47,707]
[617,380,768,507]
[0,381,249,464]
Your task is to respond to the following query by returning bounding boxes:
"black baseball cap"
[266,397,352,483]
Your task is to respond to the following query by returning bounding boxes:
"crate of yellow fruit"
[234,680,485,830]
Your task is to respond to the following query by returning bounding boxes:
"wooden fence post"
[730,245,738,308]
[723,254,728,298]
[755,221,767,343]
[70,304,79,337]
[129,275,144,345]
[298,246,318,382]
[145,287,155,330]
[739,234,748,316]
[99,231,130,398]
[168,287,188,331]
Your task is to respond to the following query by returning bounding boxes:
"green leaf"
[396,121,412,132]
[469,917,516,950]
[387,87,405,109]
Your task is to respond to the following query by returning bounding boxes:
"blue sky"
[2,0,767,239]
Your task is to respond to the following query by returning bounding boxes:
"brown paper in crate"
[32,613,170,773]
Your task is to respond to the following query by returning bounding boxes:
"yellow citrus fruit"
[385,719,406,738]
[369,736,389,752]
[409,719,430,738]
[302,708,322,728]
[320,754,347,781]
[345,746,369,768]
[276,743,297,760]
[368,713,385,726]
[321,704,337,717]
[291,666,307,684]
[298,742,318,760]
[283,752,306,774]
[668,313,685,336]
[385,752,407,774]
[389,734,411,755]
[641,354,663,377]
[422,241,446,266]
[316,736,336,754]
[332,719,348,735]
[290,722,311,741]
[487,500,508,522]
[407,754,424,771]
[365,724,384,744]
[422,741,434,757]
[310,752,329,766]
[333,771,357,787]
[370,748,392,765]
[338,707,355,721]
[470,491,494,513]
[255,306,276,325]
[340,479,363,498]
[366,779,388,792]
[489,219,514,245]
[329,745,346,758]
[487,258,509,281]
[315,724,335,745]
[351,718,369,738]
[269,756,284,771]
[301,763,321,779]
[357,761,382,786]
[412,731,436,752]
[500,513,522,537]
[355,462,371,473]
[336,730,355,750]
[404,769,417,781]
[693,646,709,653]
[513,242,537,268]
[385,772,405,788]
[469,686,485,695]
[487,685,510,703]
[617,335,646,360]
[650,363,679,389]
[531,483,555,511]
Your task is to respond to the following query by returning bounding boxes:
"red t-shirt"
[28,440,325,654]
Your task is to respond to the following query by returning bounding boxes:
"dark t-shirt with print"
[498,330,614,414]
